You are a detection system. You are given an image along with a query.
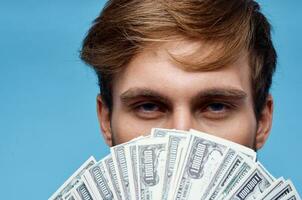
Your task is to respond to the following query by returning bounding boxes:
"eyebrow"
[194,88,247,99]
[120,87,247,105]
[191,88,247,105]
[120,88,171,105]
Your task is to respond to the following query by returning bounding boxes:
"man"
[80,0,276,150]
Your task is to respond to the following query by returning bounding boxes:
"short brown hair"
[80,0,277,119]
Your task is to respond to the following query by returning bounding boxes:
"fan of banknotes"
[49,128,301,200]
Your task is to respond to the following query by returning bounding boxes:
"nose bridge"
[171,106,193,131]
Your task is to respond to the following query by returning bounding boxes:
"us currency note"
[201,149,237,200]
[82,159,117,200]
[279,190,302,200]
[125,136,149,200]
[206,152,253,200]
[225,163,275,200]
[62,194,76,200]
[151,128,190,200]
[63,180,96,200]
[111,137,143,200]
[190,129,256,161]
[62,185,80,200]
[173,134,229,200]
[76,181,97,200]
[125,142,141,200]
[62,192,78,200]
[49,156,97,200]
[103,155,123,200]
[136,137,169,200]
[257,177,285,199]
[262,180,297,200]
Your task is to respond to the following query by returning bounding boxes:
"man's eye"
[206,103,226,112]
[137,103,160,112]
[199,102,236,120]
[132,102,166,119]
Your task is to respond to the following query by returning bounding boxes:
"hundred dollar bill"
[206,152,253,200]
[279,190,302,200]
[62,185,81,200]
[125,144,139,200]
[190,129,256,161]
[49,156,97,200]
[103,155,123,200]
[213,156,256,200]
[201,149,237,200]
[62,191,78,200]
[76,181,96,200]
[62,187,80,200]
[151,128,188,137]
[224,163,275,200]
[262,179,298,200]
[124,137,154,200]
[125,137,151,200]
[151,128,190,200]
[82,158,118,200]
[257,177,285,199]
[63,180,96,200]
[173,134,229,200]
[111,137,144,200]
[136,137,169,200]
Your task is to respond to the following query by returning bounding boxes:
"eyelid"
[131,97,170,107]
[201,97,240,106]
[136,102,160,110]
[196,100,239,114]
[130,101,168,120]
[205,102,233,111]
[131,100,168,112]
[196,102,238,120]
[209,101,237,108]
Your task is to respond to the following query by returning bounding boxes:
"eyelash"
[136,102,161,111]
[130,101,166,119]
[131,101,165,112]
[198,101,238,120]
[203,102,234,111]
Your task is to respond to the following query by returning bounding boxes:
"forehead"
[112,39,252,100]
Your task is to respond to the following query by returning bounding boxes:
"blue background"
[0,0,301,199]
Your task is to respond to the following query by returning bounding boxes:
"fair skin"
[97,39,273,150]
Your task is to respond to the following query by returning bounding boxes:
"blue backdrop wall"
[0,0,301,199]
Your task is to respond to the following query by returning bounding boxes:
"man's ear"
[97,95,113,147]
[255,94,274,150]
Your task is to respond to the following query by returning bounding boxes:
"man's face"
[97,39,273,149]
